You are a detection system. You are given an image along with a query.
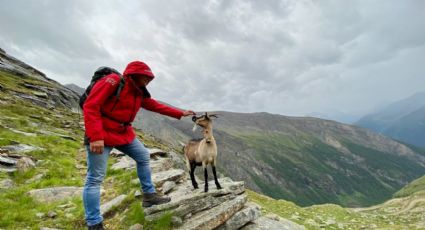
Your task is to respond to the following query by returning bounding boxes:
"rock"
[176,194,247,230]
[16,157,36,172]
[38,130,76,141]
[0,155,17,165]
[33,91,48,98]
[148,148,168,158]
[150,157,173,173]
[2,144,42,153]
[36,212,45,218]
[57,203,74,209]
[241,216,306,230]
[129,223,143,230]
[144,179,245,221]
[111,156,136,170]
[216,202,261,230]
[161,181,176,194]
[28,186,83,203]
[0,165,17,173]
[171,216,183,227]
[47,211,57,218]
[152,169,185,187]
[0,178,14,189]
[8,128,37,136]
[135,190,142,198]
[100,194,127,216]
[110,150,125,157]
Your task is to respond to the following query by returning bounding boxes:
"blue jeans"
[83,138,155,226]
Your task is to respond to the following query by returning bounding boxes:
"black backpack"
[79,67,125,109]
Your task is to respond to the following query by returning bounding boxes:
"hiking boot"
[87,222,104,230]
[142,192,171,207]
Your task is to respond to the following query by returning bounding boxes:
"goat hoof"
[217,186,222,190]
[204,188,209,193]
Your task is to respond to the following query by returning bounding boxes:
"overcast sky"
[1,0,424,122]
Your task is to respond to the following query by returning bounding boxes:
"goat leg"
[190,162,198,189]
[204,166,209,192]
[212,165,222,189]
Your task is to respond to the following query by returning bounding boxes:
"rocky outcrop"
[139,147,305,229]
[27,187,83,203]
[0,48,80,109]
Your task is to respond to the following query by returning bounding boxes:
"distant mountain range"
[134,109,425,207]
[356,92,425,147]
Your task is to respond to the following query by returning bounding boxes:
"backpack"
[79,67,125,109]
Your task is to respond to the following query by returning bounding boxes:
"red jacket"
[83,62,184,146]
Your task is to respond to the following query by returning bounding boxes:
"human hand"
[182,110,196,117]
[90,140,105,154]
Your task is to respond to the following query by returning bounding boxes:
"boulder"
[100,194,127,216]
[152,169,185,187]
[28,186,83,203]
[144,179,245,220]
[16,156,36,172]
[216,202,261,230]
[111,156,135,170]
[176,194,247,230]
[0,178,14,189]
[161,181,176,194]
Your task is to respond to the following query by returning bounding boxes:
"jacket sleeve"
[83,74,121,142]
[141,98,184,119]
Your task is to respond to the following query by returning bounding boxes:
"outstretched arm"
[141,97,195,119]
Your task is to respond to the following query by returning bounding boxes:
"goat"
[184,112,222,192]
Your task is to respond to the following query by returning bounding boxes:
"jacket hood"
[123,61,155,79]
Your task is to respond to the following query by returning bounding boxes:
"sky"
[1,0,424,123]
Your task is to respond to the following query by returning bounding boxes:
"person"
[82,61,195,229]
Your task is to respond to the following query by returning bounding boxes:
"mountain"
[65,83,85,96]
[356,92,425,147]
[134,109,425,207]
[0,48,80,109]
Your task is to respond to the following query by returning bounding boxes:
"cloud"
[0,0,424,121]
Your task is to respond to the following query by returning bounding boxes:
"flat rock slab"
[241,216,306,230]
[28,186,83,203]
[100,194,127,216]
[176,194,247,230]
[152,169,185,187]
[144,178,245,219]
[2,144,42,153]
[0,156,18,165]
[148,148,168,158]
[216,202,261,230]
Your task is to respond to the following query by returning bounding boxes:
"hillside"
[134,110,425,207]
[356,92,425,147]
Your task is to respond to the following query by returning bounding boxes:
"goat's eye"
[192,116,197,122]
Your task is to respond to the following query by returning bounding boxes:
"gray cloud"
[0,0,424,122]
